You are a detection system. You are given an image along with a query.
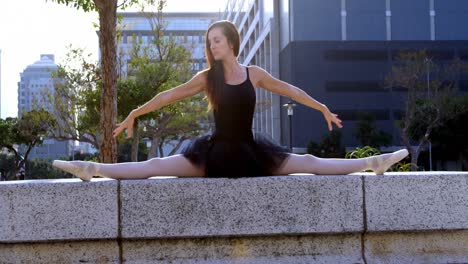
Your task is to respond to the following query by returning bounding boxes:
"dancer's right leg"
[53,154,204,181]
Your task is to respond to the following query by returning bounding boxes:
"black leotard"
[181,66,290,178]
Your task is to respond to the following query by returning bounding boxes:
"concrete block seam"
[117,180,123,264]
[361,175,368,264]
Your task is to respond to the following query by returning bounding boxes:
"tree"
[427,94,468,169]
[307,131,346,158]
[0,110,57,180]
[50,47,101,149]
[116,6,209,160]
[0,154,15,181]
[385,50,468,170]
[117,140,148,162]
[51,0,144,163]
[353,112,392,148]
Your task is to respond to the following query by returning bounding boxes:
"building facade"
[17,54,72,159]
[115,12,221,156]
[117,12,221,77]
[225,0,468,151]
[224,0,283,144]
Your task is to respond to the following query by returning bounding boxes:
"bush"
[345,146,413,172]
[307,131,346,158]
[26,159,72,179]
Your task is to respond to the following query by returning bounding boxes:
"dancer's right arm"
[113,71,207,138]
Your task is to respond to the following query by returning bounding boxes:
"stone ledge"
[2,172,468,263]
[0,178,118,243]
[0,172,467,244]
[365,171,468,232]
[120,175,363,239]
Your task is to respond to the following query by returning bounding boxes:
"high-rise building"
[117,12,221,77]
[224,0,468,150]
[17,54,72,159]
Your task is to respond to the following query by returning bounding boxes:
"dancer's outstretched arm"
[249,66,342,131]
[113,71,207,138]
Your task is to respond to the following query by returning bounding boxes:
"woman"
[53,20,408,181]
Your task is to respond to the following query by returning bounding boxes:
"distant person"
[53,20,408,181]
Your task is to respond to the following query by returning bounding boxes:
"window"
[325,81,386,92]
[324,50,387,61]
[427,50,454,61]
[460,80,468,91]
[393,110,405,120]
[333,109,390,121]
[459,50,468,61]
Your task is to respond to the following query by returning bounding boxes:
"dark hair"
[204,20,240,110]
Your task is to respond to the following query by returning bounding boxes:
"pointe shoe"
[372,149,409,175]
[52,160,95,182]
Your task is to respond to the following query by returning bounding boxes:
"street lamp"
[425,57,431,98]
[425,57,433,171]
[283,101,296,152]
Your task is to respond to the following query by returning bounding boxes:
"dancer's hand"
[113,113,135,138]
[321,105,343,131]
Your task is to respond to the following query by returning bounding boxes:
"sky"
[0,0,227,118]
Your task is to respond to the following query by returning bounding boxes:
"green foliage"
[385,49,468,170]
[117,141,148,162]
[16,109,58,146]
[116,8,209,158]
[429,94,468,160]
[0,110,57,156]
[345,146,413,172]
[345,146,381,159]
[0,154,15,181]
[0,110,58,179]
[387,162,413,172]
[50,0,145,12]
[0,118,18,155]
[50,47,101,148]
[51,0,96,12]
[26,159,72,180]
[353,113,392,147]
[307,131,346,158]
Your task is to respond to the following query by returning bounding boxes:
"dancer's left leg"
[274,149,408,175]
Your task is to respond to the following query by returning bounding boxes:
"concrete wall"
[1,172,468,263]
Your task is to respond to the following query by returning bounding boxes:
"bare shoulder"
[193,69,209,84]
[184,69,208,92]
[247,65,269,87]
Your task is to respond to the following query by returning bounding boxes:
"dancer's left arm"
[250,66,342,131]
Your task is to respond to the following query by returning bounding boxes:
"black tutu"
[181,132,290,178]
[183,66,291,178]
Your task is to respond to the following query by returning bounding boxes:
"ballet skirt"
[181,66,290,178]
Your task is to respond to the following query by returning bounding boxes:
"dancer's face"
[207,27,234,61]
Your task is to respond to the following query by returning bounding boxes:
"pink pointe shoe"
[52,160,95,182]
[371,149,409,175]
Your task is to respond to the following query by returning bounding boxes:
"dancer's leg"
[274,149,408,175]
[53,154,204,181]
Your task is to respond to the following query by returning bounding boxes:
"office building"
[117,12,221,77]
[115,12,221,156]
[225,0,468,150]
[17,54,72,159]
